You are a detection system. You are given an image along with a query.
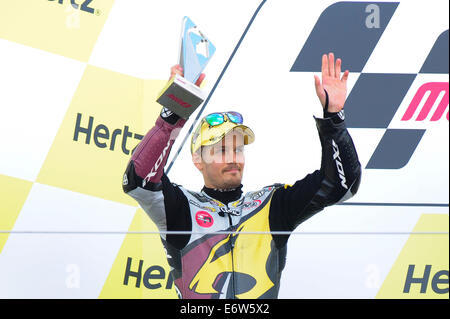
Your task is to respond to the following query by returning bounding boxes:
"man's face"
[193,130,245,190]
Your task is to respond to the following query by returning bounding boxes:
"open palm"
[314,52,349,113]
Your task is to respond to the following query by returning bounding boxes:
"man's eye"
[213,146,244,154]
[212,147,225,154]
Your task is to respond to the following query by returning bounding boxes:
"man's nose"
[224,147,237,163]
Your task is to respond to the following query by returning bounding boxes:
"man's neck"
[202,184,243,205]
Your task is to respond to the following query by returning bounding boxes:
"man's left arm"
[269,53,362,240]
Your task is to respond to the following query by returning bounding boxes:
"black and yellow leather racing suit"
[122,110,361,299]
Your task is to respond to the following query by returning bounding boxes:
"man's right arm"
[122,66,203,249]
[122,110,187,232]
[122,65,189,232]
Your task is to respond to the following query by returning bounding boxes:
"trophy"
[157,16,216,119]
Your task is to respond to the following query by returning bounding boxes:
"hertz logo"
[48,0,101,15]
[73,113,143,155]
[404,264,449,294]
[123,257,174,290]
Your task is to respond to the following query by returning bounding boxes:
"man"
[122,53,361,299]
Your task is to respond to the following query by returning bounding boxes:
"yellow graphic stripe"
[0,0,115,62]
[99,208,177,299]
[376,214,449,299]
[36,65,165,206]
[190,199,275,299]
[0,175,33,254]
[233,201,274,299]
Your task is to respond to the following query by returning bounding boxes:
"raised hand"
[314,52,349,113]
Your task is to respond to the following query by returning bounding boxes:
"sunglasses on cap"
[191,111,247,154]
[204,111,244,127]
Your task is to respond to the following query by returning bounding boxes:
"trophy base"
[156,74,205,119]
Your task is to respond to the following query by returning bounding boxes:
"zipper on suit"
[227,213,237,299]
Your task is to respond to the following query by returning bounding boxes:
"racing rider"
[122,53,362,299]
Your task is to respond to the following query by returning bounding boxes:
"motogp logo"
[291,2,448,170]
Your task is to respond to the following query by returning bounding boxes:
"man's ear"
[192,152,203,171]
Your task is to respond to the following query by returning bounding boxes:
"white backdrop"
[0,0,448,299]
